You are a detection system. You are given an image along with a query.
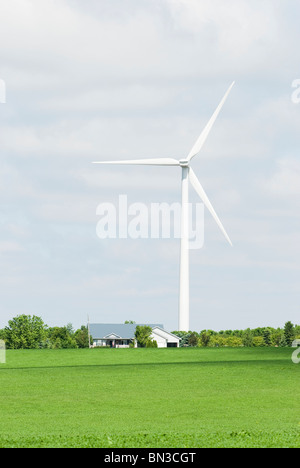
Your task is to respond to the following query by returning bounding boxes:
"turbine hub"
[179,159,189,167]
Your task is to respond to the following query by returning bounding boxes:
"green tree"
[252,336,265,347]
[146,339,158,348]
[0,328,6,342]
[47,326,78,349]
[263,328,271,346]
[74,326,90,348]
[226,336,243,347]
[5,315,48,349]
[134,325,157,348]
[199,331,210,347]
[242,329,253,347]
[283,321,295,347]
[270,329,282,347]
[208,335,227,347]
[188,332,199,347]
[172,331,189,347]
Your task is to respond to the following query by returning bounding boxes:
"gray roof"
[89,323,164,340]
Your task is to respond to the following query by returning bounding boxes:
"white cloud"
[165,0,284,76]
[0,0,300,331]
[0,0,292,97]
[0,241,24,253]
[263,158,300,200]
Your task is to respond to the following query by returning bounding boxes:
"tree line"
[171,321,300,348]
[0,315,158,350]
[0,315,299,349]
[0,315,90,349]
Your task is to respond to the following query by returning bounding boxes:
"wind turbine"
[93,82,235,332]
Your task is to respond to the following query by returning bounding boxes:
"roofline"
[151,326,182,340]
[103,333,122,339]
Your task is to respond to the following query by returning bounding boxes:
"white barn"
[150,327,181,348]
[89,323,180,348]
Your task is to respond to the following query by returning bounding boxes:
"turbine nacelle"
[179,159,189,167]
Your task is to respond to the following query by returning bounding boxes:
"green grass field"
[0,347,299,448]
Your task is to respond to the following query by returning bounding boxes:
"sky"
[0,0,299,332]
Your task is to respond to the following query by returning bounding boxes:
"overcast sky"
[0,0,299,332]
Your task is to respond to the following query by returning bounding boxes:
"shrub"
[252,336,265,347]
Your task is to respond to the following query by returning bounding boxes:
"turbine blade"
[189,168,233,246]
[187,81,235,161]
[92,158,180,166]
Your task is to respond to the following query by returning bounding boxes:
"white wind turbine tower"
[93,82,235,332]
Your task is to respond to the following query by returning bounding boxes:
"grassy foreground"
[0,347,299,448]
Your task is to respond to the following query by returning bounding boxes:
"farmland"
[0,347,299,448]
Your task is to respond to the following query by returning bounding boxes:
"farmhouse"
[89,323,180,348]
